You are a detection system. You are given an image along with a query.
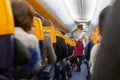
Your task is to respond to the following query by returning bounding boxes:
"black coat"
[55,36,67,61]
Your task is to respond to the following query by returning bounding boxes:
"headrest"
[0,0,14,35]
[43,26,56,43]
[55,31,62,37]
[33,17,44,40]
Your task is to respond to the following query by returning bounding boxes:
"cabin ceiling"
[36,0,98,31]
[34,0,97,32]
[36,0,76,32]
[35,0,114,33]
[63,0,98,22]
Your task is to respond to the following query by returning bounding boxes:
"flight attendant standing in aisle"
[74,24,85,72]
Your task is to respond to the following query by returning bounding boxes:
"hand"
[45,58,48,62]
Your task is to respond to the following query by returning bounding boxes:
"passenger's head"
[98,6,111,35]
[11,1,35,32]
[77,24,83,31]
[92,1,120,79]
[60,31,65,35]
[35,13,44,24]
[97,6,111,42]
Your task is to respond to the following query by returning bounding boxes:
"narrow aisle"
[70,63,88,80]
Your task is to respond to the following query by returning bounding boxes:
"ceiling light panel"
[63,0,98,22]
[63,0,80,21]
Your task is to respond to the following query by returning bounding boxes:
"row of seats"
[0,0,75,79]
[34,17,76,48]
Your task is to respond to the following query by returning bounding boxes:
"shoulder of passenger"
[28,34,38,40]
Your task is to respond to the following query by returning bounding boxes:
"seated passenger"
[85,35,94,61]
[54,31,68,80]
[92,1,120,80]
[43,32,57,67]
[56,32,67,62]
[89,6,111,76]
[11,0,42,76]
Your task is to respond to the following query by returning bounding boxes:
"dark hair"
[11,1,35,31]
[99,6,111,35]
[60,31,65,35]
[34,12,44,23]
[35,13,53,26]
[35,12,43,19]
[77,24,83,30]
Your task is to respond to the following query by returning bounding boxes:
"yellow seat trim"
[43,26,56,43]
[0,0,14,35]
[33,17,44,40]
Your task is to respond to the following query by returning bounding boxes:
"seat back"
[72,40,76,47]
[55,31,62,38]
[43,27,56,50]
[34,17,44,41]
[33,17,44,80]
[33,17,44,57]
[0,0,14,79]
[63,35,69,44]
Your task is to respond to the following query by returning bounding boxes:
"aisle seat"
[43,27,56,50]
[33,17,44,80]
[34,17,44,58]
[55,31,62,38]
[0,0,14,79]
[43,26,56,80]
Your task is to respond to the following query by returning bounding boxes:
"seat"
[55,31,62,38]
[62,35,67,44]
[43,27,56,50]
[34,17,44,59]
[43,27,56,80]
[92,27,99,44]
[33,17,44,80]
[0,0,14,79]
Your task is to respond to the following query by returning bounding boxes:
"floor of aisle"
[70,63,88,80]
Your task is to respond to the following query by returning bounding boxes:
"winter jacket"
[14,38,31,65]
[14,27,42,72]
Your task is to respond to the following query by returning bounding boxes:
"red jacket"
[74,41,84,57]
